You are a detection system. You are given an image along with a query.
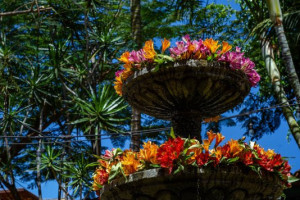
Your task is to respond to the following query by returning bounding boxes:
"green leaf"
[227,157,239,163]
[288,175,300,183]
[108,163,122,181]
[170,127,176,139]
[149,164,161,168]
[188,144,201,149]
[173,164,184,175]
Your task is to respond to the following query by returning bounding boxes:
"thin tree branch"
[0,7,52,17]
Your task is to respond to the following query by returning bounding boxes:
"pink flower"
[182,34,191,45]
[170,41,188,57]
[218,49,260,86]
[102,149,115,160]
[129,49,146,63]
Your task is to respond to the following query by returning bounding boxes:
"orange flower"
[203,139,210,152]
[212,146,223,165]
[118,51,131,64]
[121,151,140,176]
[203,115,221,123]
[228,139,243,157]
[203,38,220,54]
[220,41,232,54]
[193,51,203,59]
[206,130,216,144]
[186,140,202,164]
[121,66,133,80]
[143,40,156,59]
[161,38,170,54]
[215,133,225,147]
[139,141,159,164]
[114,76,123,96]
[188,44,195,54]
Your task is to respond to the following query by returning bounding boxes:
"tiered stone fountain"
[100,60,285,200]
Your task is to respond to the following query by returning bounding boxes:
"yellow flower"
[121,151,140,176]
[228,139,243,157]
[118,51,131,64]
[143,40,156,59]
[203,38,220,54]
[220,41,232,54]
[139,141,159,164]
[265,149,275,159]
[161,38,170,54]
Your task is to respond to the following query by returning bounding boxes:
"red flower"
[221,144,230,158]
[196,152,209,167]
[157,137,184,173]
[272,154,283,168]
[241,151,253,165]
[280,161,291,176]
[93,169,109,191]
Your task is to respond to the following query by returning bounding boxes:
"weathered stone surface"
[123,60,250,139]
[100,167,284,200]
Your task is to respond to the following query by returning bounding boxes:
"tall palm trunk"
[266,0,300,114]
[261,36,300,148]
[130,0,142,151]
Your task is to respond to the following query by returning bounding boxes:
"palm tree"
[266,0,300,116]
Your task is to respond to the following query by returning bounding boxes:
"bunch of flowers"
[114,35,260,96]
[92,131,293,193]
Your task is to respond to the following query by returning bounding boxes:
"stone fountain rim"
[123,59,250,85]
[100,166,285,196]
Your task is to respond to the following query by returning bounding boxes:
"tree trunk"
[1,94,22,200]
[266,0,300,115]
[130,0,142,151]
[37,100,45,200]
[261,36,300,148]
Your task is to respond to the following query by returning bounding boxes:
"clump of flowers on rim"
[114,35,260,96]
[92,131,293,193]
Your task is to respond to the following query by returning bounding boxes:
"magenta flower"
[115,69,124,77]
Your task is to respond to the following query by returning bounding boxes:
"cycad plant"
[72,84,128,156]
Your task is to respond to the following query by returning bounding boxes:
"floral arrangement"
[114,35,261,96]
[92,131,292,193]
